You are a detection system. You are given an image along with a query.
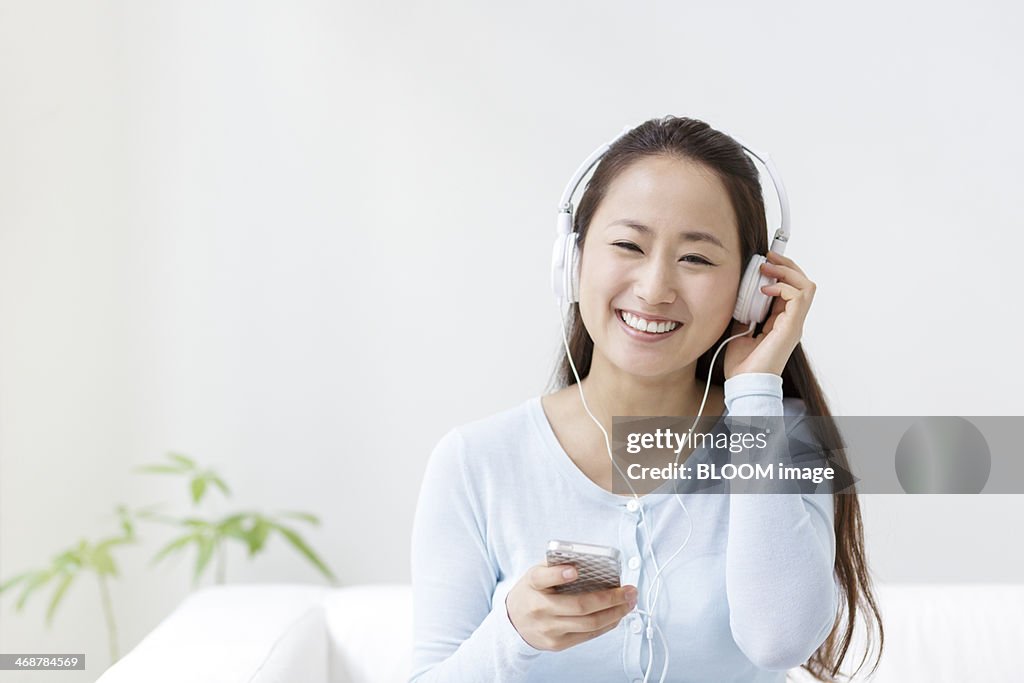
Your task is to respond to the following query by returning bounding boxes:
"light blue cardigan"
[410,373,838,682]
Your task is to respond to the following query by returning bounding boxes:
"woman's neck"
[575,352,712,430]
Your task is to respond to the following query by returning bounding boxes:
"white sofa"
[96,582,1023,682]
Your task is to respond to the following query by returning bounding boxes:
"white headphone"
[550,120,794,682]
[550,123,792,325]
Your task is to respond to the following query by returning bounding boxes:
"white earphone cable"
[555,297,755,683]
[639,319,755,683]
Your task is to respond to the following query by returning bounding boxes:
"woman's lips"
[615,309,683,343]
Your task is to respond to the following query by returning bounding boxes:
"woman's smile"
[614,308,684,342]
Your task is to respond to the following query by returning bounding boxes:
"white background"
[1,1,1022,680]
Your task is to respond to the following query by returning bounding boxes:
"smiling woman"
[410,116,883,683]
[576,154,742,382]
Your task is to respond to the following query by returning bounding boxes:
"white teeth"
[620,311,679,334]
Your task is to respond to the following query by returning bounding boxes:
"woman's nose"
[634,257,677,305]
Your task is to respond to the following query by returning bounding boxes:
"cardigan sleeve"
[721,373,839,671]
[409,428,543,682]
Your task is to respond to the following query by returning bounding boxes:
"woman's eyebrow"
[605,219,727,250]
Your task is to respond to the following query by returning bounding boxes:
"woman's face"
[578,154,744,381]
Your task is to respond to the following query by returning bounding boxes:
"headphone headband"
[556,125,792,250]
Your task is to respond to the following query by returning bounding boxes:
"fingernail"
[562,567,576,579]
[624,587,637,605]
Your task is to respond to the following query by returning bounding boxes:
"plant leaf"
[191,477,207,504]
[151,533,197,565]
[16,569,55,611]
[96,537,133,553]
[115,505,135,538]
[217,512,247,528]
[216,514,251,554]
[166,452,197,468]
[270,523,337,583]
[248,517,270,556]
[192,535,215,584]
[209,475,231,498]
[136,511,180,526]
[90,546,118,577]
[276,511,320,526]
[134,502,169,515]
[45,573,75,626]
[0,570,34,594]
[218,513,247,535]
[52,550,82,573]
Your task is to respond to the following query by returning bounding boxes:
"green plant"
[136,452,337,586]
[136,452,231,505]
[0,505,143,662]
[0,452,337,666]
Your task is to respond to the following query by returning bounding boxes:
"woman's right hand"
[504,563,638,651]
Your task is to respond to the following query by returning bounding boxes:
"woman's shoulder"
[431,397,540,464]
[452,396,538,443]
[422,398,546,500]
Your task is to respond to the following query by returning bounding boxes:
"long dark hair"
[548,116,883,680]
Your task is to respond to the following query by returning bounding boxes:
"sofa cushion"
[97,583,330,683]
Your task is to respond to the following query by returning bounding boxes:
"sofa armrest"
[323,584,412,683]
[96,583,331,683]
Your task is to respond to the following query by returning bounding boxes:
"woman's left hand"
[723,251,816,380]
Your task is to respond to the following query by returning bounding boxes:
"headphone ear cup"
[551,234,568,303]
[550,232,581,305]
[733,255,774,325]
[565,234,580,304]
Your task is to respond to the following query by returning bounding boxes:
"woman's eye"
[680,255,713,266]
[613,243,713,266]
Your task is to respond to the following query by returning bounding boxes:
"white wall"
[1,0,1021,679]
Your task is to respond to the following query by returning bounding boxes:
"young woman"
[410,116,882,682]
